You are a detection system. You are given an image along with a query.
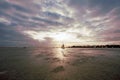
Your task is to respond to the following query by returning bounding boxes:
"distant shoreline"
[0,45,120,48]
[67,45,120,48]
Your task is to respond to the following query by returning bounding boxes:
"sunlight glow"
[24,31,76,42]
[52,32,74,42]
[24,27,97,45]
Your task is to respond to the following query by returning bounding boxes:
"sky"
[0,0,120,47]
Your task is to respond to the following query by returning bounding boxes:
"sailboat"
[61,44,65,49]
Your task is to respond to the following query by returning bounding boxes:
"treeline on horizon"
[68,45,120,48]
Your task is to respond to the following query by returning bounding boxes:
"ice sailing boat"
[61,44,65,49]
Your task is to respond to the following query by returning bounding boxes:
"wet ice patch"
[51,66,65,73]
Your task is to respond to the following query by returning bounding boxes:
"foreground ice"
[0,48,120,80]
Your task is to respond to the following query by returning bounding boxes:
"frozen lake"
[0,47,120,80]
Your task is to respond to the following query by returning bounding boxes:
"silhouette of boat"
[61,44,65,49]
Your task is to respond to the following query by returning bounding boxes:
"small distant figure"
[61,44,65,49]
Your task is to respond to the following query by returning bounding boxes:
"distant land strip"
[67,45,120,48]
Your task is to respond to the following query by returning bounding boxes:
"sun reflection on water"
[55,48,66,61]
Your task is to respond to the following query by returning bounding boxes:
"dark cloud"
[0,23,40,47]
[31,17,63,26]
[44,11,61,19]
[0,1,32,13]
[89,0,120,10]
[69,0,120,14]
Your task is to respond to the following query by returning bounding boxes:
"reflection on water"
[55,48,66,61]
[0,48,120,80]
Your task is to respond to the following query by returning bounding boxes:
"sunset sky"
[0,0,120,47]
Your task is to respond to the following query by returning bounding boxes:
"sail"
[61,44,65,49]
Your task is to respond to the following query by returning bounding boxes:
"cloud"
[0,0,120,46]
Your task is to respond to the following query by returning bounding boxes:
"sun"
[52,32,73,42]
